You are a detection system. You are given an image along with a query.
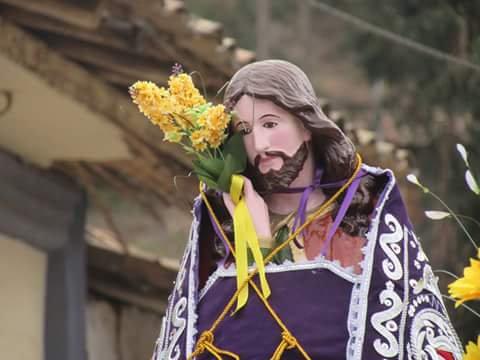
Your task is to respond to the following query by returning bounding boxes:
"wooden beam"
[70,162,130,254]
[0,0,106,29]
[87,163,164,223]
[0,19,193,169]
[1,6,160,59]
[89,279,168,313]
[45,36,173,86]
[88,243,177,291]
[1,5,229,90]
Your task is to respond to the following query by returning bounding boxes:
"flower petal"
[456,143,469,167]
[406,174,420,185]
[465,170,480,195]
[425,211,450,220]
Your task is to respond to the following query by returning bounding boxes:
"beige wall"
[0,234,46,360]
[0,53,132,167]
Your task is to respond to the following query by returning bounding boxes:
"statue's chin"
[248,142,309,195]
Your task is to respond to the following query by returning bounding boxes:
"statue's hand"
[222,176,272,240]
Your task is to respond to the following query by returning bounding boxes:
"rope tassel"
[192,154,363,360]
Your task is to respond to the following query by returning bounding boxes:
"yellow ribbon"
[230,175,271,312]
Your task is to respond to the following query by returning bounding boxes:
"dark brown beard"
[246,142,309,195]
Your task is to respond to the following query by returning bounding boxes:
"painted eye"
[263,121,278,129]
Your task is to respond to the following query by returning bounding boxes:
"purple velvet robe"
[153,165,463,360]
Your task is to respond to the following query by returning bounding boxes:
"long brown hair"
[220,60,384,237]
[224,59,357,184]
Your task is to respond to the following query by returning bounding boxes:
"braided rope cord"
[188,153,363,360]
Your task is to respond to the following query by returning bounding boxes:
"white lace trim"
[347,164,396,360]
[155,197,199,360]
[186,195,201,356]
[199,256,360,301]
[398,222,410,360]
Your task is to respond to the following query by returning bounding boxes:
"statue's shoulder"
[361,163,397,196]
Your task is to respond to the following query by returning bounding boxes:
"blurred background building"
[0,0,478,359]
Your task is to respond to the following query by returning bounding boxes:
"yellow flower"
[130,77,231,152]
[172,113,195,131]
[168,73,206,108]
[208,105,229,129]
[448,249,480,308]
[130,81,174,122]
[196,104,230,147]
[464,336,480,360]
[190,129,208,152]
[204,128,224,149]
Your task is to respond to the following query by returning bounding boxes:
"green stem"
[434,269,459,279]
[457,214,480,230]
[219,148,225,160]
[442,295,480,319]
[206,147,214,159]
[428,190,479,249]
[182,145,208,161]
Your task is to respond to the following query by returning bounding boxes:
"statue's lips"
[258,155,281,172]
[259,155,278,165]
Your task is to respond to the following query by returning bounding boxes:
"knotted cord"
[188,153,363,359]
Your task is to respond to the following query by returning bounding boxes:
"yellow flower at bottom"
[464,336,480,360]
[448,249,480,308]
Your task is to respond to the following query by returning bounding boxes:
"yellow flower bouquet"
[129,65,246,192]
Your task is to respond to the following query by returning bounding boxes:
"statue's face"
[233,95,311,175]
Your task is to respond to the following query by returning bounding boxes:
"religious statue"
[146,60,462,360]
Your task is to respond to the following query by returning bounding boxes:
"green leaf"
[223,133,247,173]
[193,157,225,178]
[197,175,218,189]
[187,103,211,117]
[193,165,214,181]
[272,225,293,264]
[217,154,235,192]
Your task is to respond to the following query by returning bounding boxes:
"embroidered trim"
[398,222,410,360]
[371,280,403,357]
[346,280,362,359]
[347,164,396,360]
[409,309,463,360]
[370,213,405,358]
[219,258,359,281]
[199,266,221,301]
[155,317,167,360]
[166,297,187,360]
[186,196,202,356]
